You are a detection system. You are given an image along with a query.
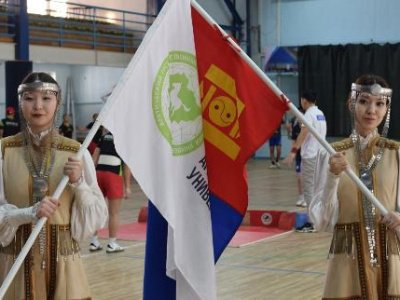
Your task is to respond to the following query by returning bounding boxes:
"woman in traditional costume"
[310,74,400,299]
[0,72,108,299]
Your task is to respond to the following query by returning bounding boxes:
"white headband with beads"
[18,81,60,96]
[351,83,392,104]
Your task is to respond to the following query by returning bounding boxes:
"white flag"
[101,0,216,299]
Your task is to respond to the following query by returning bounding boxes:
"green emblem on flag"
[153,51,203,156]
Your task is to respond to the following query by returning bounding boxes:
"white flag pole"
[286,102,388,216]
[0,106,113,298]
[191,0,389,216]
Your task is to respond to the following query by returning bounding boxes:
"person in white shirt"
[284,90,327,232]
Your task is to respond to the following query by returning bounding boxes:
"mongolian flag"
[101,0,288,299]
[191,5,288,260]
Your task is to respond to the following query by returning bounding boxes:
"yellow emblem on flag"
[200,64,245,160]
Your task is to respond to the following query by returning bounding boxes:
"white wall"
[30,46,133,67]
[261,0,400,47]
[70,65,124,127]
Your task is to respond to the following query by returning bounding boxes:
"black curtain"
[298,44,400,139]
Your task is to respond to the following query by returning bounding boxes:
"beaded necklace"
[351,131,385,267]
[23,129,57,269]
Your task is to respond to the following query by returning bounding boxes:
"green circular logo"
[153,51,203,156]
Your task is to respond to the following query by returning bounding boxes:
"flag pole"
[190,0,389,217]
[0,111,111,298]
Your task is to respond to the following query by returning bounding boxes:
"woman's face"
[354,92,388,137]
[20,90,58,133]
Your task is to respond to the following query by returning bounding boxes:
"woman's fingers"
[329,151,347,175]
[64,156,83,183]
[37,197,59,218]
[382,212,400,230]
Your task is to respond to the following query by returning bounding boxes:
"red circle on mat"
[261,212,273,225]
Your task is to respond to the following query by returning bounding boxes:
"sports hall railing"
[0,0,157,53]
[0,1,16,43]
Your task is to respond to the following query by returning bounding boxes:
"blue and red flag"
[191,7,288,260]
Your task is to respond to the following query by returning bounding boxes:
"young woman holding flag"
[0,72,107,299]
[310,74,400,299]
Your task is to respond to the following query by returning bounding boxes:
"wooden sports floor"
[81,159,332,300]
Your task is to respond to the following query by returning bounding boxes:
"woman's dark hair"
[355,74,389,88]
[21,72,58,85]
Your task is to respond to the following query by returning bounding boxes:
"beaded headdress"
[350,82,392,139]
[18,80,61,102]
[351,83,392,102]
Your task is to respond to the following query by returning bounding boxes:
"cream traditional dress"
[0,133,108,300]
[310,134,400,299]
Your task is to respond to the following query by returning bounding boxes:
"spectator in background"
[286,106,305,207]
[0,106,20,138]
[86,113,103,155]
[59,113,74,138]
[89,129,132,253]
[268,117,284,168]
[283,90,327,232]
